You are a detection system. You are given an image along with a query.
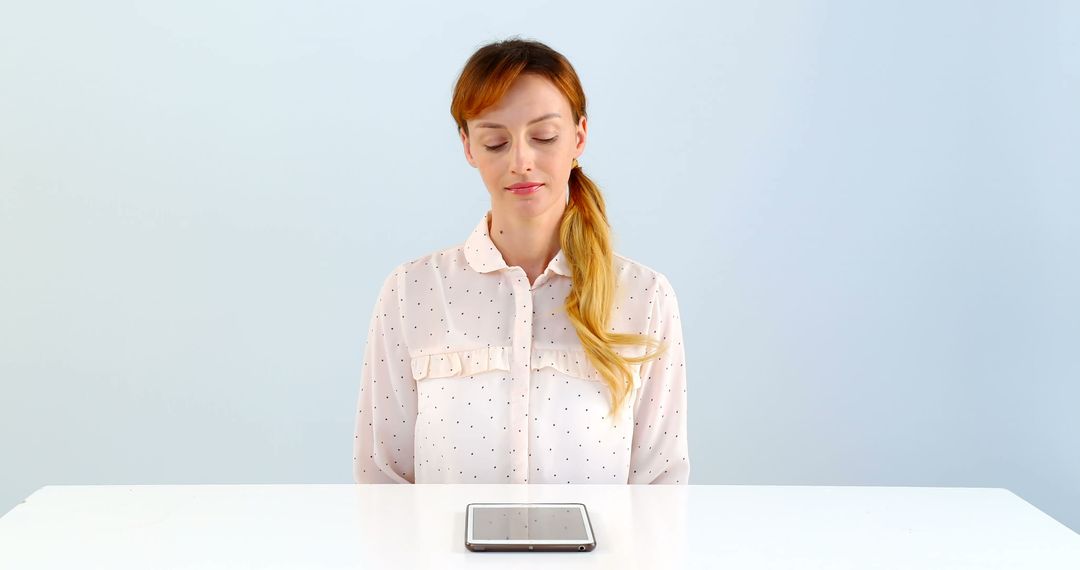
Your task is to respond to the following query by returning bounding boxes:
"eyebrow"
[474,112,561,129]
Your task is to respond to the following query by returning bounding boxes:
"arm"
[352,265,418,483]
[628,272,690,484]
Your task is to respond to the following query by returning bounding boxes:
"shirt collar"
[464,210,571,278]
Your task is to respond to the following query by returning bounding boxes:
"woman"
[353,37,689,484]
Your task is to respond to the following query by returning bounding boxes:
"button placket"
[509,269,533,483]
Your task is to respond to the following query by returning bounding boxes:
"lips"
[505,182,544,195]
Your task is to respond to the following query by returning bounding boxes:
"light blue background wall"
[2,1,1077,531]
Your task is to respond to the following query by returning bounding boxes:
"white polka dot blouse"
[353,210,689,484]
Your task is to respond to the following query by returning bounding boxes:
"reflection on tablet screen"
[471,506,588,540]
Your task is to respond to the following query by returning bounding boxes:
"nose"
[510,139,535,174]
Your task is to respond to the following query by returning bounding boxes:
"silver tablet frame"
[465,502,596,551]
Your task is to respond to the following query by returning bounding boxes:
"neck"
[487,206,563,276]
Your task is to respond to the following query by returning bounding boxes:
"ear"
[460,127,477,168]
[574,115,587,159]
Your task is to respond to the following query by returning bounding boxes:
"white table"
[1,484,1077,568]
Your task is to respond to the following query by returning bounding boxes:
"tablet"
[465,502,596,552]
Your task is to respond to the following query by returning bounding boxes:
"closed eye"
[484,136,558,151]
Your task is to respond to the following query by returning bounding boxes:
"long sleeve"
[352,265,418,484]
[628,272,690,484]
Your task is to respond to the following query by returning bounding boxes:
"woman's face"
[460,73,587,218]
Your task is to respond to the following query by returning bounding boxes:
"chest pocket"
[410,345,511,381]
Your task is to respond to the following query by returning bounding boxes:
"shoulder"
[379,243,470,290]
[397,244,464,272]
[382,241,468,273]
[612,252,675,292]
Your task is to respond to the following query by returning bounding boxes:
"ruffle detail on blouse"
[530,347,599,381]
[410,345,640,388]
[531,347,641,388]
[411,346,511,380]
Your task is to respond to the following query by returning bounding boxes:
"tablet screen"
[469,504,591,542]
